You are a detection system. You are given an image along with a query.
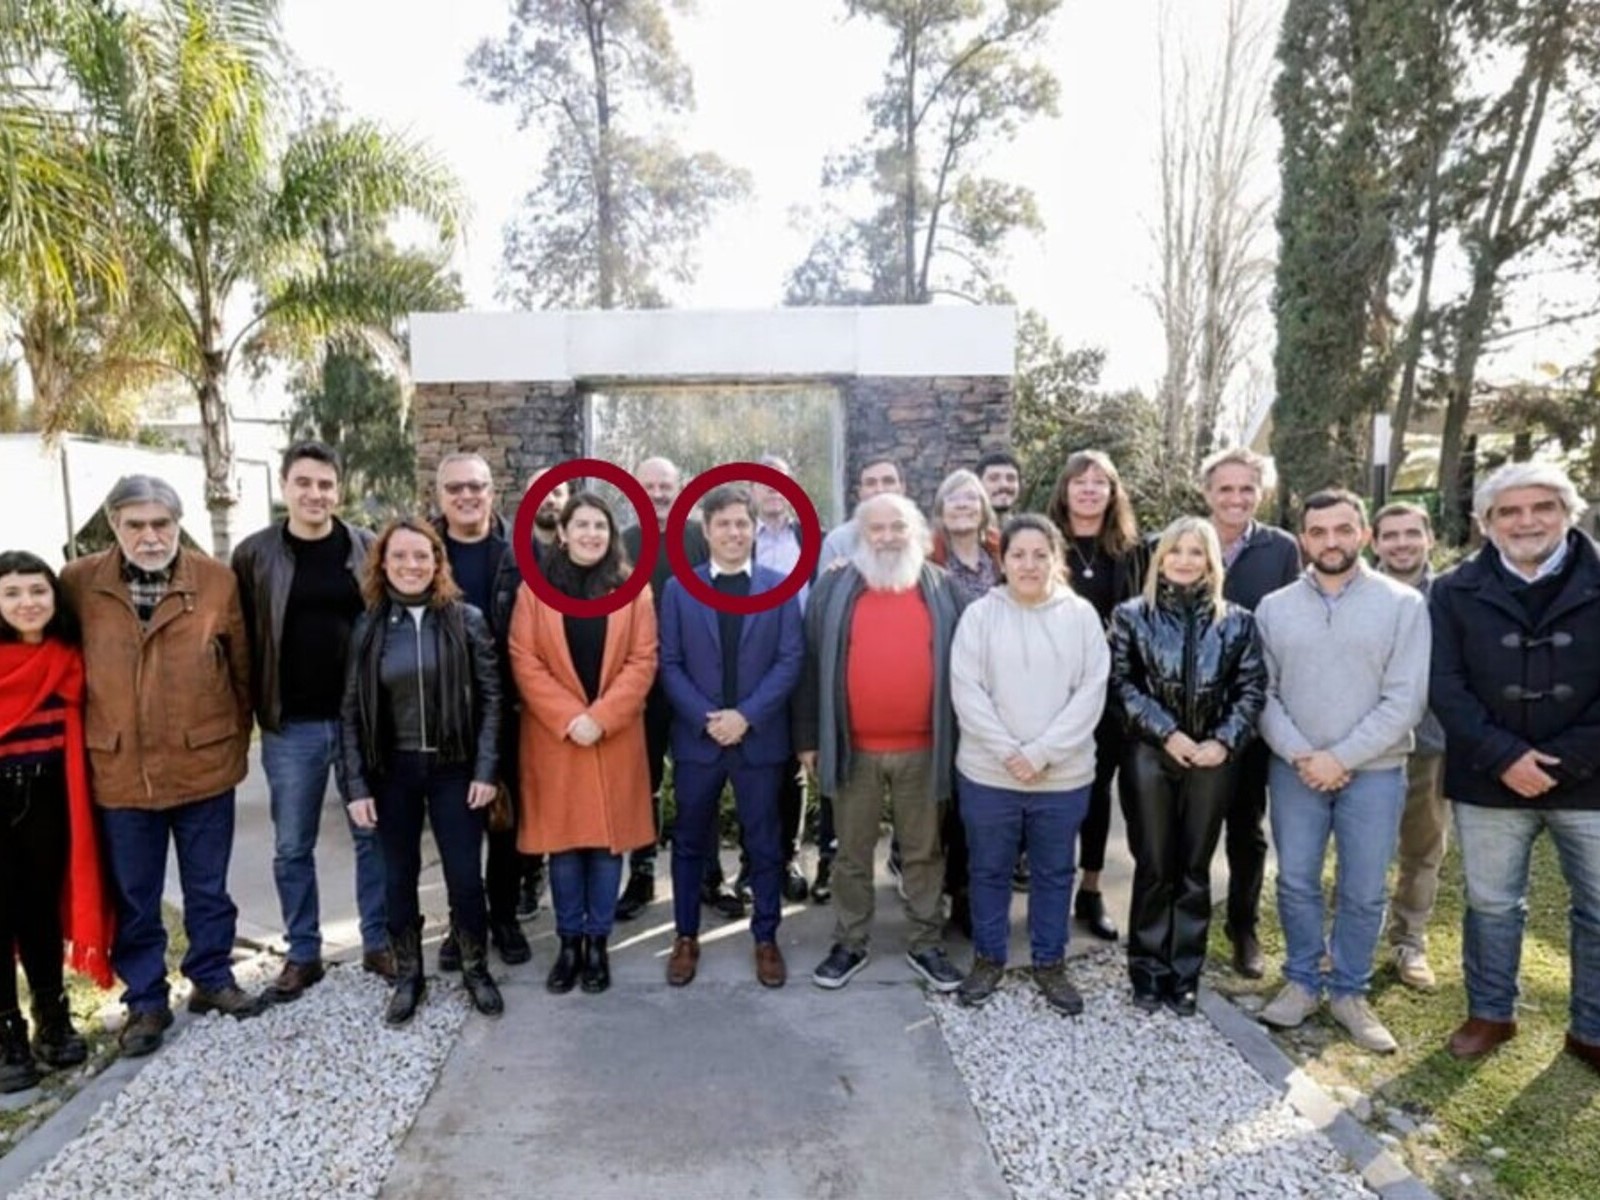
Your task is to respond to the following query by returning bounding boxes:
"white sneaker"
[1260,981,1321,1029]
[1329,993,1399,1053]
[1393,945,1437,992]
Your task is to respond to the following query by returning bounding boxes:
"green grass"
[1207,836,1600,1200]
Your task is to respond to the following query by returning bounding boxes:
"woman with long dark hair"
[1110,517,1265,1014]
[510,492,657,996]
[341,519,503,1025]
[1046,450,1147,940]
[0,551,113,1092]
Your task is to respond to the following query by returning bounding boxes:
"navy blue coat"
[658,564,804,768]
[1429,530,1600,809]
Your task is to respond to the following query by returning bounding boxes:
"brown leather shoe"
[755,941,787,989]
[1447,1016,1518,1059]
[362,949,398,981]
[1566,1032,1600,1075]
[264,959,325,1004]
[666,936,700,987]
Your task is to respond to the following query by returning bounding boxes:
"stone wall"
[412,381,580,505]
[843,376,1013,510]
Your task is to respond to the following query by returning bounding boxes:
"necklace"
[1070,537,1097,580]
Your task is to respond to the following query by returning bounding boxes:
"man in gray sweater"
[1254,489,1430,1053]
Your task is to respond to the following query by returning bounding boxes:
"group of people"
[2,430,1598,1091]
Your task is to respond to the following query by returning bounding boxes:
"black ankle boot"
[580,935,610,994]
[456,930,505,1017]
[546,935,583,994]
[385,921,427,1026]
[0,1010,40,1094]
[31,993,87,1068]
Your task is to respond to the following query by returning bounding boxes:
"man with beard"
[232,441,389,1002]
[796,493,966,991]
[1254,490,1429,1053]
[975,450,1022,522]
[1429,463,1600,1075]
[618,456,712,920]
[430,453,532,970]
[1370,503,1448,991]
[62,476,263,1056]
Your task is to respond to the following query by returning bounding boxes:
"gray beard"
[853,543,924,592]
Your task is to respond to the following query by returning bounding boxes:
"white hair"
[851,493,928,591]
[1473,462,1583,528]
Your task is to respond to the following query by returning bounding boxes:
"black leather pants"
[1122,741,1236,993]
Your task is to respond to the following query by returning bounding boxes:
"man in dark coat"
[1429,462,1600,1075]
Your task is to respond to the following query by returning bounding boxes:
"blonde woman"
[1109,517,1266,1016]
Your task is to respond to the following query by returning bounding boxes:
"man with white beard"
[795,493,967,991]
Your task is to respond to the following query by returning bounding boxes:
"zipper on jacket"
[411,612,435,752]
[1182,603,1199,736]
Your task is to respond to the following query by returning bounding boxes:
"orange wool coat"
[508,582,658,856]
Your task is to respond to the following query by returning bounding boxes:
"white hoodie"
[950,583,1110,792]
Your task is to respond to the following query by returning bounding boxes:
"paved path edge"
[1199,987,1439,1200]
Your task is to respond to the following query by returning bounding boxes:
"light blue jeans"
[1455,803,1600,1042]
[1269,758,1404,998]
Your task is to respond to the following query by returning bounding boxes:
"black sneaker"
[117,1007,174,1059]
[811,943,870,990]
[0,1011,40,1093]
[957,957,1005,1008]
[515,875,543,920]
[1034,962,1083,1016]
[810,858,834,904]
[491,918,533,965]
[703,881,746,920]
[906,947,962,993]
[781,861,810,903]
[438,927,462,972]
[614,871,655,922]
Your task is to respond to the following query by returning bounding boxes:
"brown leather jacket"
[61,547,253,809]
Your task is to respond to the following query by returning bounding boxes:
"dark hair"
[360,519,462,609]
[975,450,1021,477]
[1372,501,1431,537]
[545,492,633,599]
[858,457,901,484]
[282,440,342,480]
[1301,488,1368,529]
[701,484,756,524]
[0,551,80,644]
[999,513,1065,560]
[1047,450,1140,558]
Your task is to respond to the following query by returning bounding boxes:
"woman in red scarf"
[0,551,114,1093]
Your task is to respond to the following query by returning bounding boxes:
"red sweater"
[846,589,933,752]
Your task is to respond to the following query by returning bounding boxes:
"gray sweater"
[1254,565,1430,772]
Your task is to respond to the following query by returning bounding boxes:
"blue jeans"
[549,850,625,939]
[1455,804,1600,1041]
[99,790,242,1013]
[1269,759,1404,998]
[261,720,386,959]
[960,773,1088,966]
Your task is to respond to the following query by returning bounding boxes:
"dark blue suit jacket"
[659,564,804,767]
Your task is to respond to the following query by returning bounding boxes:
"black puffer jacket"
[1109,582,1267,754]
[340,599,501,800]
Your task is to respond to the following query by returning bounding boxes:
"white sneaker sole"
[811,952,870,990]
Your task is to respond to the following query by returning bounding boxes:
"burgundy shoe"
[1447,1016,1517,1060]
[1566,1032,1600,1075]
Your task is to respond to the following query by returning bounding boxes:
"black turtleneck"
[712,568,752,706]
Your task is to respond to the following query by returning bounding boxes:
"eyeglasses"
[945,491,984,505]
[443,481,490,496]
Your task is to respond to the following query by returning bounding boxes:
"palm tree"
[66,0,463,554]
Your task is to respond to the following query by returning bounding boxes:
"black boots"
[31,993,87,1068]
[456,930,505,1017]
[385,922,426,1027]
[546,935,584,994]
[0,1010,40,1094]
[581,935,610,994]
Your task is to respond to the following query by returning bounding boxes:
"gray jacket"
[792,562,965,802]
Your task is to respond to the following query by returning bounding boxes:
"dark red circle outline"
[665,463,822,615]
[511,458,659,618]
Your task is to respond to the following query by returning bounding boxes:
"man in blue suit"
[659,483,805,987]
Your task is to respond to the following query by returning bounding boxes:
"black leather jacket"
[340,599,501,800]
[1109,583,1267,754]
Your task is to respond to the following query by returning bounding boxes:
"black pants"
[1122,742,1236,993]
[633,685,670,877]
[1078,714,1124,875]
[0,762,68,1011]
[1223,739,1270,938]
[373,753,487,942]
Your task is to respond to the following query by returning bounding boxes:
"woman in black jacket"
[342,518,503,1025]
[1110,516,1266,1015]
[1046,450,1148,940]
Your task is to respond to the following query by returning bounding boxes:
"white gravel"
[13,962,468,1200]
[930,948,1378,1200]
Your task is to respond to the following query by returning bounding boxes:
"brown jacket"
[509,583,657,856]
[61,548,252,810]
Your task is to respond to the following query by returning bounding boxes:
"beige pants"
[831,750,945,953]
[1388,753,1449,951]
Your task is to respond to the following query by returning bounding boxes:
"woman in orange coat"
[510,492,657,996]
